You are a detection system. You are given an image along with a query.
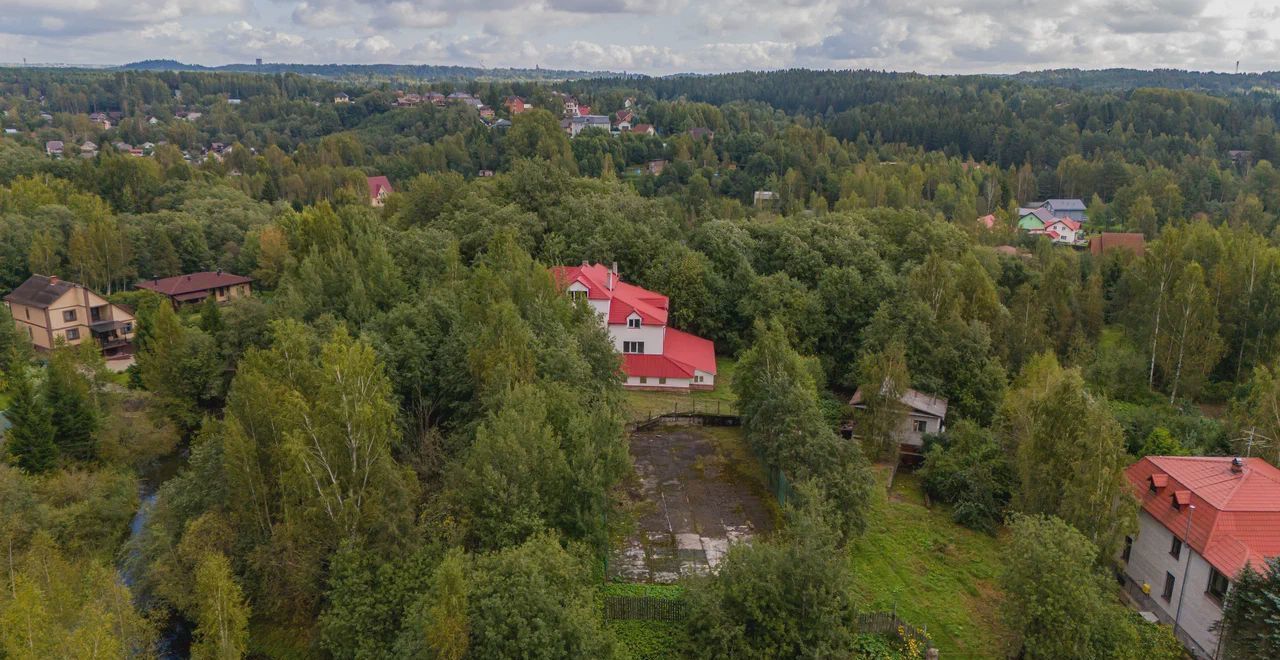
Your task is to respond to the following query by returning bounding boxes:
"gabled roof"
[135,271,253,297]
[1044,198,1086,211]
[1091,232,1146,257]
[1046,218,1081,231]
[849,386,948,419]
[1019,207,1055,223]
[367,175,393,198]
[1126,456,1280,577]
[977,214,996,229]
[552,263,669,326]
[4,274,75,309]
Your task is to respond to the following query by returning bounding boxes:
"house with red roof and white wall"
[367,176,393,207]
[553,262,716,391]
[1121,456,1280,658]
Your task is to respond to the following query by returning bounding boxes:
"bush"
[918,421,1013,534]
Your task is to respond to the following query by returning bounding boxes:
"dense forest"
[1,65,1279,658]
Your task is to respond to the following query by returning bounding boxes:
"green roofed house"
[1017,206,1054,231]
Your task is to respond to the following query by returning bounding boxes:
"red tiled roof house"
[135,271,253,306]
[1121,456,1280,656]
[552,262,716,391]
[367,176,393,207]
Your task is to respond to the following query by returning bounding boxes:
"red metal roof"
[1126,456,1280,577]
[367,175,392,199]
[663,328,716,375]
[551,264,669,326]
[623,354,696,379]
[135,271,252,297]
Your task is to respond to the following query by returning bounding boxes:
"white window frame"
[623,341,644,354]
[627,316,641,328]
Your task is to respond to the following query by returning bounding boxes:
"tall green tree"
[4,369,56,474]
[685,497,857,658]
[191,552,250,660]
[1217,556,1280,659]
[855,340,910,460]
[999,353,1136,557]
[466,534,614,659]
[43,343,100,460]
[1002,514,1133,659]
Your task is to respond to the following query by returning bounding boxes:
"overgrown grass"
[601,583,689,659]
[846,468,1009,658]
[622,357,738,422]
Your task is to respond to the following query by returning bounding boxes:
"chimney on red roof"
[48,276,59,284]
[1231,457,1245,473]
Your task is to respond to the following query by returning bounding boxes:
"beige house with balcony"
[4,274,135,357]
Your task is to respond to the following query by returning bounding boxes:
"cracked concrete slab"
[610,424,774,584]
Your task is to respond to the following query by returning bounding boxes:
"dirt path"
[611,424,773,583]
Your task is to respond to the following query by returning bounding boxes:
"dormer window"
[628,317,641,328]
[569,290,586,302]
[1149,473,1168,493]
[1172,490,1191,510]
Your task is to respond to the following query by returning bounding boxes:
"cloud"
[4,0,1280,73]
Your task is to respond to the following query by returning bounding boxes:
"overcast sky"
[1,0,1278,74]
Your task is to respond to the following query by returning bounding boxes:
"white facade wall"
[1123,510,1224,656]
[608,323,665,355]
[693,369,715,388]
[625,375,692,389]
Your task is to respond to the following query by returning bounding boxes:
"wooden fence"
[853,611,931,647]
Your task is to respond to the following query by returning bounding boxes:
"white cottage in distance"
[553,262,716,391]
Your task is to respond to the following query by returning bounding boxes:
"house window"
[658,377,667,385]
[913,420,928,433]
[628,317,641,328]
[1162,573,1176,602]
[623,341,644,354]
[1170,536,1183,560]
[694,375,704,383]
[638,377,647,384]
[65,328,80,341]
[1207,568,1229,603]
[62,309,77,322]
[569,290,586,302]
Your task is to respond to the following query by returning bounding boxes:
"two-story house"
[134,271,253,307]
[4,274,135,357]
[553,262,716,391]
[1122,456,1280,658]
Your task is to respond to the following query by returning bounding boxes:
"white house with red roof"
[553,262,716,391]
[367,176,393,207]
[1122,456,1280,657]
[1042,217,1083,244]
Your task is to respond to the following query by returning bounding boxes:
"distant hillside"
[1006,68,1280,93]
[120,59,622,82]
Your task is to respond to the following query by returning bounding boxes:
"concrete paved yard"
[611,424,774,583]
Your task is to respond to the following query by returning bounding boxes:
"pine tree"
[4,369,57,473]
[1217,557,1280,659]
[44,346,99,460]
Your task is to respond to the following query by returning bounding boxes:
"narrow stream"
[120,450,193,658]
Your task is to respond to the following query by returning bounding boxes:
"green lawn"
[847,468,1009,658]
[623,357,738,422]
